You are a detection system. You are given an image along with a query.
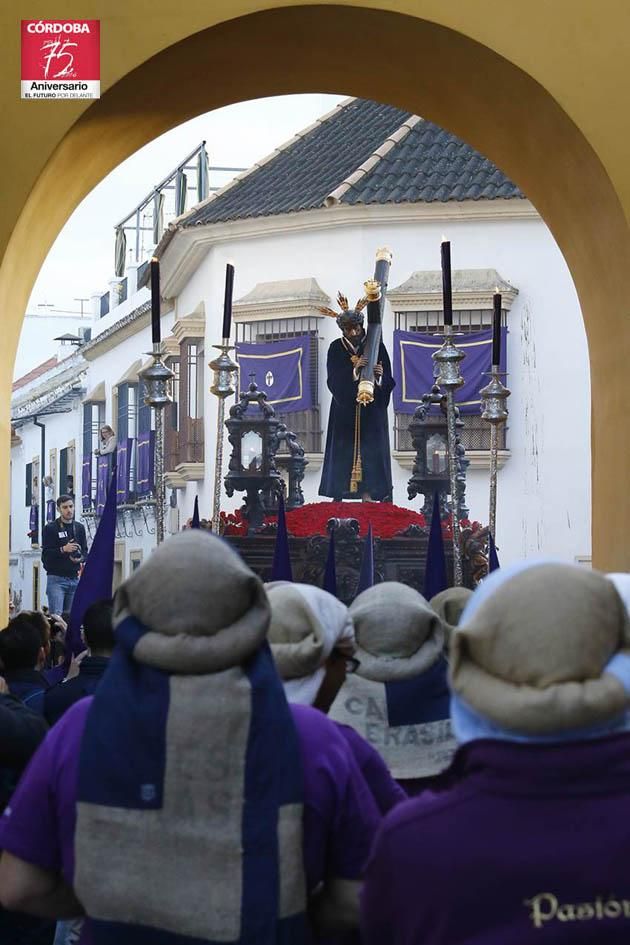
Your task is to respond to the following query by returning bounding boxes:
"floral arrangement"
[219,501,429,538]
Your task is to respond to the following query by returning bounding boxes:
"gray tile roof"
[183,99,522,229]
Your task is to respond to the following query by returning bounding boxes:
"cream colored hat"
[267,582,354,679]
[113,530,269,674]
[430,587,473,642]
[451,562,630,734]
[266,582,354,705]
[349,582,444,682]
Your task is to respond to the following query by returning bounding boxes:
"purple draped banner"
[392,327,507,415]
[81,455,92,510]
[236,335,312,413]
[116,437,132,505]
[136,430,155,496]
[95,455,111,515]
[46,500,56,523]
[66,465,117,664]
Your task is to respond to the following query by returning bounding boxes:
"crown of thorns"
[318,291,368,320]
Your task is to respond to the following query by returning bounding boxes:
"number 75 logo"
[41,39,77,79]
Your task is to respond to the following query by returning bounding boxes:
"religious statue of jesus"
[318,292,395,502]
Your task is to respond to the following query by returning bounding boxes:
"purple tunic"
[335,722,406,814]
[361,733,630,944]
[0,698,380,944]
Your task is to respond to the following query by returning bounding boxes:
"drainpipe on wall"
[32,418,46,545]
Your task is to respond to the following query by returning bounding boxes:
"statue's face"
[341,322,365,343]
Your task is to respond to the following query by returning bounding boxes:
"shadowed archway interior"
[2,5,628,603]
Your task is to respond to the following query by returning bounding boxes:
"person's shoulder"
[47,695,93,740]
[45,676,84,714]
[380,778,477,843]
[333,721,393,773]
[291,704,351,758]
[334,721,371,759]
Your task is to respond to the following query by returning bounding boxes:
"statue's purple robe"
[319,336,395,501]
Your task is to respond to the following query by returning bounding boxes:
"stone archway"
[2,5,629,601]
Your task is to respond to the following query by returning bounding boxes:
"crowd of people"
[0,528,629,944]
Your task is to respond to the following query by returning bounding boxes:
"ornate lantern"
[224,376,283,530]
[407,383,466,520]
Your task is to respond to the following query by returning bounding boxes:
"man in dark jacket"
[41,496,88,615]
[0,615,50,714]
[0,679,48,810]
[45,600,113,726]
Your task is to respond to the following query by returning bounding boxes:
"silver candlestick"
[209,340,238,535]
[433,328,466,586]
[139,344,174,544]
[480,366,510,544]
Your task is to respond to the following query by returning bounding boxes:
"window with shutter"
[235,317,322,453]
[59,448,68,499]
[393,309,508,452]
[179,340,204,464]
[164,357,180,471]
[25,462,32,506]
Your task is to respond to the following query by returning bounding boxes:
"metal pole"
[209,341,238,536]
[488,422,498,541]
[212,397,227,535]
[139,344,174,547]
[445,388,463,585]
[154,407,165,544]
[432,327,465,587]
[33,418,46,545]
[480,364,510,546]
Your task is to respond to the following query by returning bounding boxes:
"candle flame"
[151,256,159,264]
[494,285,500,294]
[441,234,448,243]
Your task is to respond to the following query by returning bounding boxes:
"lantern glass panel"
[242,430,263,472]
[426,433,448,474]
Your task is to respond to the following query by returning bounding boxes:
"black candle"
[222,263,235,340]
[441,239,453,327]
[492,291,502,366]
[150,257,161,345]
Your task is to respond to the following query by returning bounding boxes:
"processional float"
[149,241,509,587]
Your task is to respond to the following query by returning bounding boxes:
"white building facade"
[9,98,591,612]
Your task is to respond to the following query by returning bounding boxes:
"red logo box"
[21,20,100,100]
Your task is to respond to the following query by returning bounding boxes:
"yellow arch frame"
[3,5,629,607]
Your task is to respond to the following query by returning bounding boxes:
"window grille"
[393,309,508,452]
[164,357,180,471]
[82,402,105,505]
[235,317,322,452]
[181,341,204,463]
